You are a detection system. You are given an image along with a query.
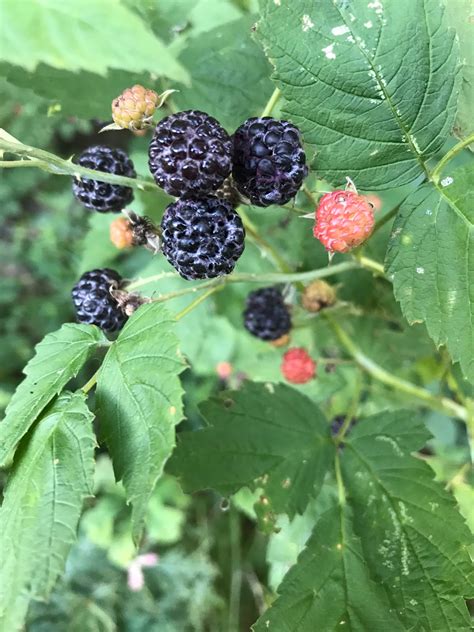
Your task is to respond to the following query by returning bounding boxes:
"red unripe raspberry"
[313,190,375,253]
[281,348,316,384]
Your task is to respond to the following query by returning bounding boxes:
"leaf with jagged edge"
[0,323,106,467]
[0,391,95,631]
[386,164,474,382]
[445,0,474,149]
[168,382,335,530]
[96,303,186,542]
[254,503,406,632]
[256,0,460,189]
[254,411,474,631]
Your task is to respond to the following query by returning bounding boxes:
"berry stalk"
[0,138,159,192]
[326,314,468,423]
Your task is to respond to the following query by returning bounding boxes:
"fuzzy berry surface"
[232,117,307,207]
[72,146,136,213]
[243,287,291,341]
[110,216,134,249]
[148,110,232,197]
[281,348,316,384]
[71,268,126,332]
[160,197,245,280]
[112,84,158,130]
[313,190,375,253]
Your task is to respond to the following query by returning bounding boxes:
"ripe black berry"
[148,110,232,197]
[232,117,307,207]
[160,197,245,280]
[72,146,136,213]
[72,268,127,332]
[243,287,291,340]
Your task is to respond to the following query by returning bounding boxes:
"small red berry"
[281,348,316,384]
[313,190,375,253]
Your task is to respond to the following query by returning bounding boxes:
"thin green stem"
[136,262,359,303]
[353,255,385,276]
[239,206,291,273]
[327,315,468,422]
[335,373,362,444]
[334,451,346,506]
[174,286,223,320]
[0,159,46,169]
[81,368,101,394]
[302,183,318,206]
[126,271,180,291]
[228,506,242,632]
[431,133,474,183]
[0,138,159,192]
[371,199,404,235]
[260,87,281,117]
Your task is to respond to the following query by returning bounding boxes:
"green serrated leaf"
[445,0,474,148]
[96,303,186,541]
[169,382,334,519]
[342,410,474,631]
[0,323,106,467]
[175,16,273,130]
[385,164,474,382]
[0,391,95,631]
[255,411,474,631]
[256,0,460,189]
[254,503,406,631]
[0,0,189,83]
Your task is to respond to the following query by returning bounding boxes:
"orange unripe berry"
[110,216,133,249]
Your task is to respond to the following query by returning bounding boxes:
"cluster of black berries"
[71,109,307,334]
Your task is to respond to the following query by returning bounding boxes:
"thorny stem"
[431,133,474,183]
[128,261,360,300]
[0,138,160,192]
[260,87,282,117]
[326,315,469,423]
